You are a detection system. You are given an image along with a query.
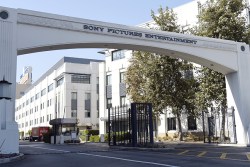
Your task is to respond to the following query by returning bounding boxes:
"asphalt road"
[3,141,250,167]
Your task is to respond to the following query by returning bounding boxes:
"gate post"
[108,107,111,146]
[131,103,137,147]
[148,103,154,144]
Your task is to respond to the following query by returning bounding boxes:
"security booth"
[49,118,79,144]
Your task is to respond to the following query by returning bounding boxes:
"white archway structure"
[0,6,250,153]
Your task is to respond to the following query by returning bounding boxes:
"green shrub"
[88,130,99,136]
[79,130,86,141]
[104,131,131,142]
[104,133,109,142]
[89,135,100,142]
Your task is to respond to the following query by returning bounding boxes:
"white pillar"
[99,62,106,136]
[0,7,19,154]
[226,43,250,146]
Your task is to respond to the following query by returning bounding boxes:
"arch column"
[226,44,250,145]
[0,7,19,154]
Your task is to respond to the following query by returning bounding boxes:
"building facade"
[15,57,102,139]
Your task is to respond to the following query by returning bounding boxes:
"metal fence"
[108,103,153,147]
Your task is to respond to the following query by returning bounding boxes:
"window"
[56,77,64,87]
[96,77,99,84]
[71,92,77,118]
[48,83,54,92]
[26,100,29,105]
[97,99,99,111]
[41,88,46,96]
[120,96,126,106]
[120,72,125,83]
[167,117,176,130]
[85,93,91,101]
[71,74,90,84]
[30,96,34,103]
[112,50,125,61]
[71,92,77,100]
[106,75,112,85]
[85,111,91,118]
[188,116,197,130]
[96,77,99,94]
[35,93,40,100]
[71,110,77,117]
[107,98,112,109]
[85,93,91,118]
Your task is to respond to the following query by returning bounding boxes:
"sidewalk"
[0,153,24,164]
[109,141,247,152]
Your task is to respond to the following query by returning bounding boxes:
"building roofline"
[22,57,104,94]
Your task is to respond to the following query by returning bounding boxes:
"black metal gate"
[203,106,237,144]
[108,103,153,147]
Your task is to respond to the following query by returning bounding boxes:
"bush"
[104,131,131,142]
[88,130,99,136]
[79,130,86,141]
[89,135,100,142]
[104,133,109,142]
[79,130,99,142]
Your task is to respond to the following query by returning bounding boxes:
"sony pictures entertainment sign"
[83,24,198,45]
[17,14,236,51]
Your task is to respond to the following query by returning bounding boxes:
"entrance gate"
[202,107,237,144]
[1,6,250,153]
[108,103,153,147]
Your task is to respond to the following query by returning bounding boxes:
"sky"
[0,0,193,82]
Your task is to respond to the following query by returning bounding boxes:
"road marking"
[31,146,70,153]
[178,150,189,155]
[78,152,179,167]
[246,154,250,160]
[220,153,227,159]
[197,151,207,157]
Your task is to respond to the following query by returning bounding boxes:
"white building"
[15,57,103,139]
[99,0,249,139]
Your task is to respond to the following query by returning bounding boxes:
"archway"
[0,6,249,153]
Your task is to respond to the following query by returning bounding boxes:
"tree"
[194,0,250,142]
[126,6,198,141]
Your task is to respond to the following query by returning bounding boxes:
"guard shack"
[49,118,79,144]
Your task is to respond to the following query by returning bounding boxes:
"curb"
[0,153,24,164]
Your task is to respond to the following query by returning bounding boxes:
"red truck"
[30,126,49,141]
